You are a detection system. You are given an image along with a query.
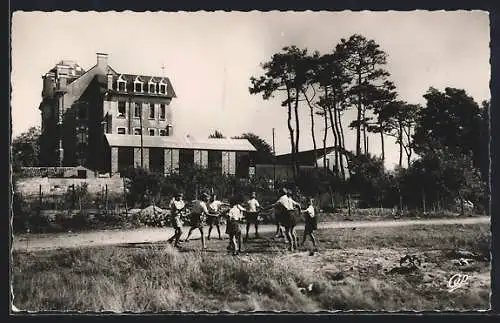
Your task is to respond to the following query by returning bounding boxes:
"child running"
[266,188,301,251]
[184,192,210,250]
[226,196,246,256]
[301,198,318,250]
[272,188,288,239]
[167,192,185,248]
[244,192,261,240]
[207,194,229,240]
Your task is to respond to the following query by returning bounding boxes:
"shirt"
[191,200,209,214]
[277,195,300,211]
[208,200,223,213]
[247,198,260,212]
[228,205,245,221]
[305,205,315,218]
[169,199,185,212]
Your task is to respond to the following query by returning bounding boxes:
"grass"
[11,223,491,312]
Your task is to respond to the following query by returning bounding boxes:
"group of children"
[166,188,318,255]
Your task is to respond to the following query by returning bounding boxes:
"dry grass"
[11,223,491,312]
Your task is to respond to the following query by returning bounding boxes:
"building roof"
[105,134,257,152]
[275,146,339,165]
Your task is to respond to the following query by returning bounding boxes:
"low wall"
[15,177,125,197]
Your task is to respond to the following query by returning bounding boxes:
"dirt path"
[12,216,489,252]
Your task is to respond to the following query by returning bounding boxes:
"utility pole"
[272,128,276,186]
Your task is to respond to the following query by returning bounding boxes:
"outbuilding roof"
[105,134,256,152]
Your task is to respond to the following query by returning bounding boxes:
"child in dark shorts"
[226,198,246,255]
[301,198,318,250]
[245,192,261,240]
[167,192,185,247]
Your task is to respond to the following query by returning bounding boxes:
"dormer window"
[134,76,144,93]
[117,75,126,92]
[159,79,168,95]
[148,80,156,94]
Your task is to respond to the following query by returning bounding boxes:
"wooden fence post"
[39,184,42,211]
[123,179,128,218]
[105,184,108,213]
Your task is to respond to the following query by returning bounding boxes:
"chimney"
[96,53,108,73]
[57,75,68,92]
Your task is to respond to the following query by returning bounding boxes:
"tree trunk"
[356,74,362,155]
[303,89,318,168]
[333,101,345,179]
[322,104,328,175]
[293,88,300,179]
[337,105,347,180]
[362,107,368,155]
[405,125,412,167]
[286,87,297,180]
[398,122,403,168]
[379,124,385,161]
[327,97,339,175]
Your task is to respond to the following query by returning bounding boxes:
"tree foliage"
[209,130,226,139]
[232,132,274,164]
[11,126,41,169]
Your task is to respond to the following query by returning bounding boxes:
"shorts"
[206,214,221,226]
[226,219,241,236]
[189,213,205,228]
[304,216,317,232]
[246,212,259,224]
[281,210,297,229]
[171,215,183,229]
[274,206,286,225]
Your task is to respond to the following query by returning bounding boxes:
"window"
[160,104,166,120]
[149,129,155,136]
[134,103,141,118]
[134,82,143,92]
[134,128,142,135]
[78,106,87,120]
[149,103,155,119]
[117,127,126,134]
[77,129,88,144]
[160,84,166,94]
[208,150,222,174]
[118,101,126,117]
[118,81,126,91]
[149,148,164,174]
[159,129,167,136]
[149,83,156,93]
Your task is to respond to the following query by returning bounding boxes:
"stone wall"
[15,177,125,197]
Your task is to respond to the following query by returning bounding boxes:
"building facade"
[39,53,256,177]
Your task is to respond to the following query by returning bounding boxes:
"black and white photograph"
[10,10,491,312]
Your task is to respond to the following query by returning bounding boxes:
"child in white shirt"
[207,194,229,240]
[301,198,318,250]
[167,192,185,247]
[245,192,261,240]
[226,198,246,255]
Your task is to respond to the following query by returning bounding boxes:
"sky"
[11,10,490,169]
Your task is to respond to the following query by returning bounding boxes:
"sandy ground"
[12,216,490,252]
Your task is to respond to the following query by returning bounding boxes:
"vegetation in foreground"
[12,223,490,312]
